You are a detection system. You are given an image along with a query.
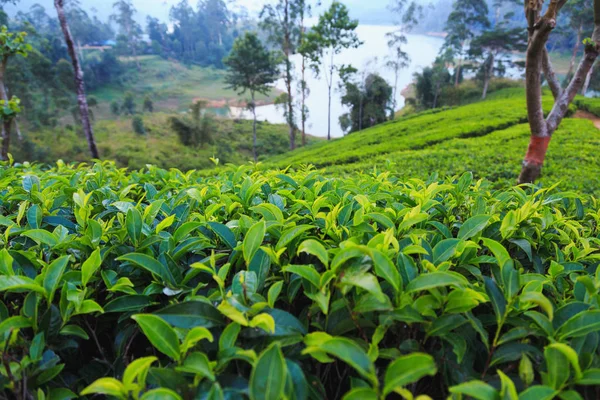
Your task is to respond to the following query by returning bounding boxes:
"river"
[227,25,445,138]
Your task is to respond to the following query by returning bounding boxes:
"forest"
[0,0,599,399]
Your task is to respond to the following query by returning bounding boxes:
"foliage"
[1,160,600,398]
[0,25,32,59]
[121,92,136,115]
[169,101,215,148]
[340,73,393,133]
[143,96,153,113]
[412,58,452,109]
[132,115,145,135]
[0,95,20,121]
[574,97,600,117]
[9,112,316,170]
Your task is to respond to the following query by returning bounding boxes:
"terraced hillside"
[270,92,600,194]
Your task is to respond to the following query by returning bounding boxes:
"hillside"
[12,112,319,171]
[269,90,600,195]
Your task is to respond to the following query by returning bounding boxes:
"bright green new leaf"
[406,271,468,293]
[117,253,176,287]
[458,215,491,240]
[43,256,70,304]
[243,220,266,264]
[449,380,500,400]
[81,249,102,287]
[80,378,127,399]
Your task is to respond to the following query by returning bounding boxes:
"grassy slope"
[270,90,600,195]
[89,55,279,117]
[14,112,319,171]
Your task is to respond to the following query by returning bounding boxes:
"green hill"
[269,90,600,195]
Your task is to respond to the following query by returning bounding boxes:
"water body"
[229,25,445,138]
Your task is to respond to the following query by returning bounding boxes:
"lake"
[228,25,445,138]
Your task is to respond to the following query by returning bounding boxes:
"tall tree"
[518,0,600,183]
[297,0,311,147]
[55,0,99,158]
[260,0,307,151]
[468,26,526,99]
[224,33,279,162]
[340,72,392,134]
[301,1,362,140]
[441,0,490,87]
[561,0,594,83]
[0,96,19,161]
[385,0,422,117]
[111,0,142,70]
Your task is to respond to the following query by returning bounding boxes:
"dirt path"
[574,110,600,130]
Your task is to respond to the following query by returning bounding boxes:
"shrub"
[132,115,146,135]
[0,161,599,399]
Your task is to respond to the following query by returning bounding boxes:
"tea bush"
[574,97,600,117]
[0,160,599,399]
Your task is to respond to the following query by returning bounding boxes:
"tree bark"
[582,60,596,95]
[327,82,332,140]
[542,48,562,99]
[482,53,495,100]
[251,92,257,162]
[565,23,583,81]
[55,0,100,159]
[519,1,599,184]
[454,55,462,87]
[283,0,296,151]
[301,54,307,146]
[1,120,11,161]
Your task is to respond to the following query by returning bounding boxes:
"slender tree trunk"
[582,60,596,95]
[301,54,307,146]
[55,0,99,159]
[482,53,495,100]
[327,82,332,140]
[359,94,363,131]
[283,0,296,150]
[454,47,463,87]
[565,23,583,81]
[433,82,440,109]
[1,120,11,161]
[251,92,257,162]
[392,66,399,119]
[519,2,599,183]
[0,59,22,141]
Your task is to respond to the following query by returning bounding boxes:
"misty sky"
[4,0,396,25]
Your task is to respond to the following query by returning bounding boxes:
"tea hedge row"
[0,161,599,399]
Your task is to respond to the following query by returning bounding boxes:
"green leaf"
[433,238,462,264]
[485,277,507,324]
[177,352,215,381]
[43,256,70,303]
[498,370,518,400]
[21,229,58,247]
[132,314,181,361]
[518,386,558,400]
[405,271,468,293]
[126,208,143,245]
[0,316,32,337]
[80,378,127,399]
[104,295,155,313]
[458,215,491,240]
[0,275,46,295]
[341,272,386,302]
[556,310,600,340]
[305,334,375,381]
[545,343,582,380]
[276,225,313,251]
[117,253,176,287]
[123,356,157,387]
[298,239,329,267]
[342,388,378,400]
[482,238,511,269]
[81,248,102,287]
[252,203,284,223]
[268,281,284,308]
[383,353,437,395]
[243,220,266,264]
[250,343,287,400]
[208,222,237,249]
[371,249,401,294]
[181,327,214,354]
[520,292,554,321]
[577,369,600,385]
[140,388,182,400]
[449,380,500,400]
[283,264,321,288]
[60,324,89,340]
[544,345,570,390]
[154,301,225,328]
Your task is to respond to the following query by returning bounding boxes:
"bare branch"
[547,46,600,132]
[542,48,562,99]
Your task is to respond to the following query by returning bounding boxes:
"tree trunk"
[55,0,99,159]
[565,23,583,81]
[1,120,11,161]
[284,0,296,151]
[582,60,596,95]
[392,66,399,119]
[251,92,257,162]
[301,54,307,146]
[327,82,332,140]
[519,2,599,184]
[433,83,440,109]
[0,59,22,142]
[482,53,495,100]
[454,51,463,87]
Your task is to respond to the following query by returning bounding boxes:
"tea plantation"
[269,92,600,196]
[0,159,599,399]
